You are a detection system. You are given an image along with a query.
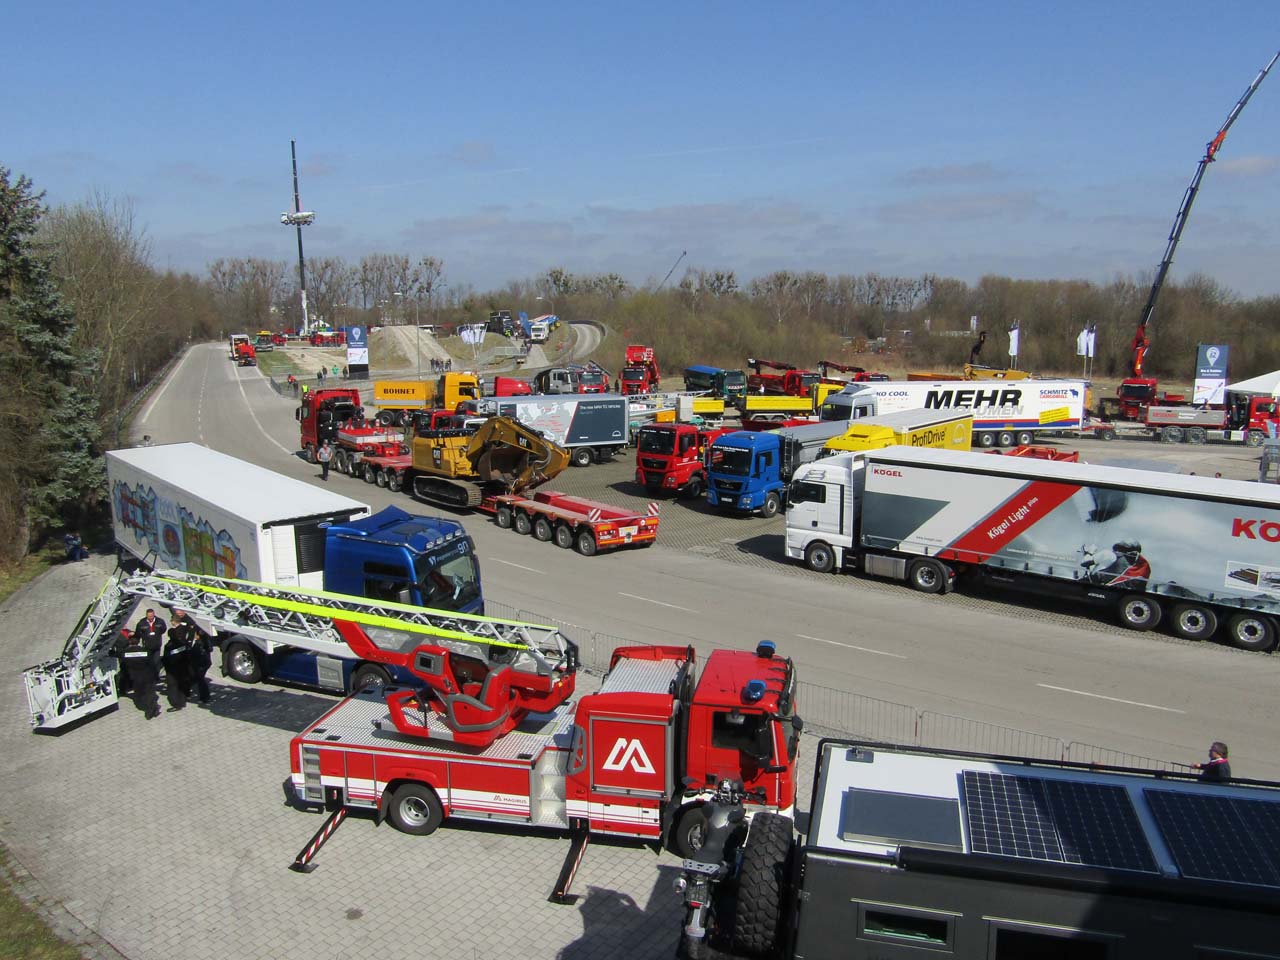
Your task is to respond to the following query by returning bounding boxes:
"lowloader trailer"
[786,446,1280,651]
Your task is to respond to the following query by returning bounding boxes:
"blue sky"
[8,2,1280,297]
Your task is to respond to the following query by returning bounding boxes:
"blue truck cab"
[222,505,484,694]
[706,432,788,518]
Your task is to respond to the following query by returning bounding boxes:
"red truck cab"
[621,345,660,394]
[635,422,733,497]
[296,388,363,461]
[577,369,609,394]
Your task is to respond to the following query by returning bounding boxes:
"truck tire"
[908,559,947,594]
[514,511,533,535]
[1170,603,1219,642]
[683,476,704,499]
[1226,612,1276,652]
[571,447,594,468]
[386,783,444,836]
[1117,594,1162,631]
[333,450,347,474]
[804,541,835,574]
[495,505,513,528]
[761,493,781,519]
[575,530,598,557]
[223,642,262,684]
[305,443,317,464]
[1247,430,1267,448]
[997,431,1015,448]
[533,516,554,541]
[351,663,391,694]
[1186,426,1208,445]
[554,523,575,549]
[374,467,387,487]
[672,805,707,859]
[376,410,396,426]
[363,465,377,483]
[1160,426,1184,444]
[386,472,402,493]
[977,432,996,448]
[729,813,792,959]
[1015,430,1035,447]
[1099,427,1117,441]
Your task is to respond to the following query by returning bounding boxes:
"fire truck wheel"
[496,505,513,528]
[386,472,401,493]
[1247,430,1266,448]
[571,447,594,468]
[1015,430,1035,446]
[672,806,707,858]
[1227,612,1276,652]
[804,541,835,574]
[729,812,792,958]
[514,511,533,535]
[908,559,947,594]
[554,523,575,548]
[533,516,554,541]
[1117,594,1162,631]
[1170,603,1218,642]
[683,476,704,499]
[223,642,262,684]
[575,530,598,557]
[387,783,443,836]
[761,493,781,519]
[351,664,391,694]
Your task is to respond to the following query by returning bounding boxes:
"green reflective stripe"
[150,576,526,648]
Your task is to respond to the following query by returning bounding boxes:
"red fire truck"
[635,422,734,497]
[291,624,800,867]
[620,345,661,395]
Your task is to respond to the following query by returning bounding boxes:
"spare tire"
[729,813,793,958]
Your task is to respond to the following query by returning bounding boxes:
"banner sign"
[1193,344,1229,405]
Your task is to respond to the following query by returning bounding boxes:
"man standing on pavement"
[135,607,166,678]
[162,610,197,711]
[121,614,164,719]
[317,440,333,481]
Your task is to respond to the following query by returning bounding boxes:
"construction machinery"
[746,358,824,397]
[372,373,481,426]
[815,360,889,383]
[1114,50,1278,421]
[620,345,661,395]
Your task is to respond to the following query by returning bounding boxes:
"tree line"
[5,164,1280,563]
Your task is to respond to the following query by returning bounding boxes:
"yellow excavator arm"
[465,416,570,494]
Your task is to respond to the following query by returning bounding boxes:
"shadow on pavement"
[558,864,682,960]
[200,682,335,732]
[733,532,785,560]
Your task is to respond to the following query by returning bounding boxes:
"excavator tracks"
[412,475,484,508]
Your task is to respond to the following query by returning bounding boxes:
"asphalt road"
[135,343,1280,778]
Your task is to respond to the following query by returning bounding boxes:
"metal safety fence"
[484,598,1192,773]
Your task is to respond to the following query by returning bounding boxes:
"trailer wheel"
[976,431,996,448]
[1247,430,1267,448]
[672,805,708,858]
[1186,426,1208,445]
[554,523,575,549]
[1117,594,1163,631]
[997,431,1015,448]
[804,541,835,574]
[1160,426,1184,444]
[1099,428,1117,441]
[1227,612,1276,652]
[908,559,947,594]
[495,505,513,529]
[683,476,704,499]
[575,530,598,557]
[1170,603,1219,642]
[223,642,262,684]
[514,511,533,535]
[386,783,444,836]
[761,493,781,519]
[729,813,792,959]
[1015,430,1035,446]
[363,464,378,484]
[386,472,401,493]
[351,663,391,694]
[571,447,594,468]
[533,516,554,541]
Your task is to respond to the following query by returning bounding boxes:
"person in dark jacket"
[120,620,163,719]
[175,610,214,704]
[134,608,166,678]
[1194,741,1231,782]
[162,610,197,710]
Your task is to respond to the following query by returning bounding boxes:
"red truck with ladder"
[620,345,661,395]
[747,358,824,397]
[635,422,734,497]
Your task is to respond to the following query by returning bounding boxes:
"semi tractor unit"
[786,446,1280,650]
[822,409,974,457]
[105,443,483,691]
[683,738,1280,960]
[683,365,748,405]
[705,422,856,517]
[821,379,1086,447]
[469,393,628,465]
[620,345,661,394]
[296,388,405,472]
[634,422,735,497]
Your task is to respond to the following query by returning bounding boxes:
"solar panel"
[1146,790,1280,888]
[962,771,1157,873]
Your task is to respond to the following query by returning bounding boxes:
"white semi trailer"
[786,446,1280,651]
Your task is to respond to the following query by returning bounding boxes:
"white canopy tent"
[1227,370,1280,396]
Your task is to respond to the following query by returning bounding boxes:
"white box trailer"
[106,443,370,589]
[786,446,1280,651]
[820,379,1085,448]
[472,394,629,466]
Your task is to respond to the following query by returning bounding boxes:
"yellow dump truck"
[822,408,974,456]
[740,382,844,422]
[374,373,481,425]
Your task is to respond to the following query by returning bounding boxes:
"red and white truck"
[634,422,735,498]
[1081,394,1280,446]
[620,345,661,395]
[291,631,801,864]
[746,358,822,397]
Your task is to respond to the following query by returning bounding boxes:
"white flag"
[1086,325,1096,358]
[1008,322,1020,358]
[1076,327,1089,357]
[460,324,485,345]
[970,315,978,333]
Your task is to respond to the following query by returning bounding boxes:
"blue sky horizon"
[8,2,1280,298]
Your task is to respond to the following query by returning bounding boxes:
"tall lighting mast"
[280,140,316,335]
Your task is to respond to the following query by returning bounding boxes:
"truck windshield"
[415,543,481,611]
[622,367,645,381]
[580,372,605,386]
[637,430,675,455]
[819,401,849,421]
[1118,383,1153,400]
[724,371,746,389]
[709,445,752,476]
[798,373,820,391]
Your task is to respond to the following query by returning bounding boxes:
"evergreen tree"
[0,167,102,560]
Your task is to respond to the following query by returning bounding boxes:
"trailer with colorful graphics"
[819,379,1086,448]
[786,446,1280,651]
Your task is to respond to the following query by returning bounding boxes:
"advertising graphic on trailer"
[112,480,247,578]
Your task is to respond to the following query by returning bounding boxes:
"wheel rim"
[399,796,431,827]
[809,546,832,571]
[1125,600,1153,626]
[555,526,573,548]
[916,568,937,589]
[230,649,255,679]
